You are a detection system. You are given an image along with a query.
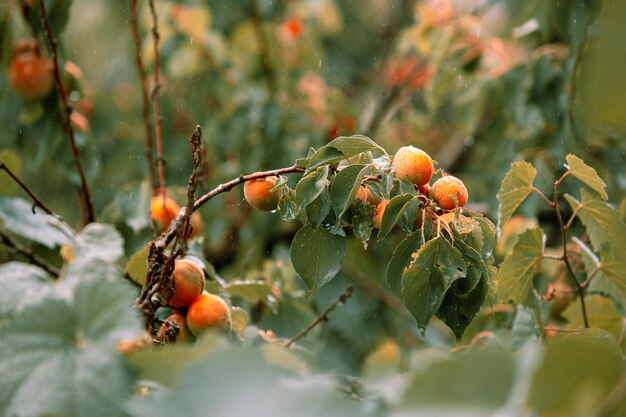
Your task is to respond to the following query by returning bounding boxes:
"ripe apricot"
[163,259,205,308]
[157,313,194,343]
[372,199,389,229]
[418,183,430,195]
[430,176,468,210]
[392,146,434,186]
[356,185,380,206]
[186,292,232,336]
[150,194,180,230]
[243,176,281,211]
[8,40,53,100]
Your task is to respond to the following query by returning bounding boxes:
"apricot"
[418,183,430,195]
[243,176,281,211]
[150,194,180,230]
[163,259,205,308]
[186,292,232,336]
[430,176,468,210]
[157,313,194,343]
[8,39,53,100]
[356,185,381,206]
[372,199,389,229]
[392,146,434,186]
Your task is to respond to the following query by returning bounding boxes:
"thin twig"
[39,0,95,226]
[283,286,354,348]
[0,160,56,216]
[553,174,589,328]
[148,0,166,192]
[0,230,60,278]
[180,126,203,252]
[130,0,158,191]
[531,186,555,208]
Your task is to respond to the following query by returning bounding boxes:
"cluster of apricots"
[242,145,469,230]
[156,259,231,342]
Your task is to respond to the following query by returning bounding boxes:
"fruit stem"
[39,0,95,226]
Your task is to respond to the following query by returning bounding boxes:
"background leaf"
[496,161,537,236]
[566,154,608,200]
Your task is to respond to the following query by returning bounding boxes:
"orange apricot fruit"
[392,146,434,186]
[186,292,232,336]
[430,176,468,210]
[157,313,194,343]
[243,176,281,211]
[8,39,53,100]
[356,185,381,206]
[163,259,205,308]
[372,199,389,229]
[150,194,181,230]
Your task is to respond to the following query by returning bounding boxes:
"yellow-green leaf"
[565,154,608,200]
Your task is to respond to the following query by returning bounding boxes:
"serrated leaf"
[0,275,143,417]
[396,198,422,233]
[125,245,150,286]
[351,200,374,247]
[401,236,466,331]
[496,228,545,306]
[295,166,329,209]
[565,154,608,200]
[497,161,537,237]
[437,273,488,339]
[386,231,424,296]
[0,196,73,248]
[565,189,626,255]
[326,135,379,156]
[0,262,53,317]
[470,214,497,262]
[290,225,346,298]
[329,164,368,219]
[306,147,344,171]
[378,194,414,240]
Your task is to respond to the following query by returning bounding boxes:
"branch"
[0,230,60,278]
[283,286,354,348]
[181,126,203,248]
[148,0,166,193]
[39,0,95,226]
[130,0,158,191]
[0,160,56,217]
[553,176,589,328]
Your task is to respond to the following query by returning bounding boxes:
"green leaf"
[496,161,537,237]
[351,200,375,248]
[70,223,124,264]
[112,179,152,233]
[496,228,545,306]
[401,236,466,331]
[306,147,344,171]
[529,332,624,415]
[386,231,424,296]
[329,164,368,219]
[290,225,346,298]
[0,262,53,317]
[306,135,380,171]
[378,194,414,240]
[0,274,143,417]
[565,154,608,200]
[0,150,21,196]
[125,245,150,286]
[396,198,423,233]
[510,305,539,350]
[471,214,497,262]
[564,295,624,337]
[295,165,329,209]
[305,188,331,229]
[225,280,274,305]
[128,348,371,417]
[437,273,488,339]
[0,196,73,248]
[565,189,626,255]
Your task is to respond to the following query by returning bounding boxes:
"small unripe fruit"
[150,194,180,230]
[392,146,434,186]
[164,259,205,308]
[243,176,281,211]
[430,176,468,210]
[356,185,381,206]
[372,199,389,229]
[8,39,53,100]
[157,313,194,343]
[186,292,232,336]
